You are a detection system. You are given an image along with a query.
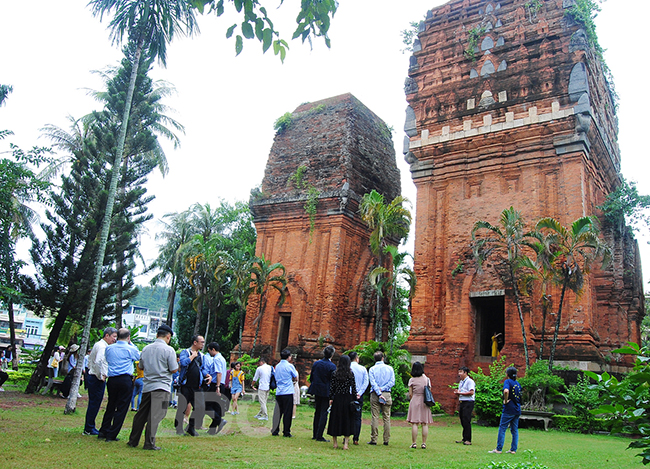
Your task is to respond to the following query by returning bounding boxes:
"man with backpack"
[488,366,522,454]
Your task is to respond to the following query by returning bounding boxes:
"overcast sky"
[2,0,648,292]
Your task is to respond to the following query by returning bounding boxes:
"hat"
[158,324,174,336]
[69,344,80,353]
[59,346,65,350]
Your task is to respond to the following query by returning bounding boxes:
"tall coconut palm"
[249,255,287,352]
[228,249,255,354]
[66,0,198,414]
[535,216,612,370]
[359,190,411,342]
[149,210,194,328]
[472,207,535,368]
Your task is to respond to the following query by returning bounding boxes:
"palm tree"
[249,255,287,351]
[369,244,416,355]
[149,210,194,328]
[472,207,535,368]
[66,0,198,414]
[359,190,411,342]
[535,216,612,370]
[228,249,255,354]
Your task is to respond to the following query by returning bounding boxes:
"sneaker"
[258,416,268,421]
[0,387,5,392]
[217,420,227,434]
[83,429,99,436]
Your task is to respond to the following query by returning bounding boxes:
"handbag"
[349,399,362,413]
[424,379,435,407]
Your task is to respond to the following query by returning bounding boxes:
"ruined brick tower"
[240,93,401,369]
[403,0,644,409]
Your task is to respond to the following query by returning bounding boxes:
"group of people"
[65,326,521,453]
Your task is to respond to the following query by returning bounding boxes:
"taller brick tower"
[240,93,401,371]
[403,0,644,409]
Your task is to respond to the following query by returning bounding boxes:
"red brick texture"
[239,94,400,377]
[403,0,644,411]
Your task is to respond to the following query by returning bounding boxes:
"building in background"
[122,305,167,342]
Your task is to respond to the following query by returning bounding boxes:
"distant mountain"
[131,285,173,312]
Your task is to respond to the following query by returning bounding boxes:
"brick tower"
[402,0,644,409]
[240,93,401,371]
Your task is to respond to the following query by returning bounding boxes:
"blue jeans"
[496,412,520,452]
[132,378,143,410]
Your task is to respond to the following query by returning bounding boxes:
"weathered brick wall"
[240,94,400,379]
[403,0,644,411]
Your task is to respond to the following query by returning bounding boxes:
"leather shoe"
[186,428,199,437]
[105,438,120,442]
[283,434,293,438]
[143,446,161,451]
[367,441,377,445]
[315,438,330,442]
[126,442,138,448]
[383,442,389,446]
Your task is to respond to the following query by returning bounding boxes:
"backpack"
[269,368,277,390]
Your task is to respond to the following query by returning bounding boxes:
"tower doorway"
[472,295,505,357]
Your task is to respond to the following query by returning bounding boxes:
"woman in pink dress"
[406,361,434,449]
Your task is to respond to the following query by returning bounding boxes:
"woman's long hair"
[334,354,353,380]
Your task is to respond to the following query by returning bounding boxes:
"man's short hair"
[117,328,130,340]
[506,366,518,380]
[103,327,118,338]
[259,357,267,364]
[373,351,384,362]
[348,351,358,361]
[207,342,219,352]
[459,366,470,374]
[280,348,291,360]
[323,345,335,359]
[191,335,203,345]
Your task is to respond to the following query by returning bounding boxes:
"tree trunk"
[375,252,384,342]
[237,305,245,354]
[193,293,203,336]
[25,308,69,393]
[539,295,550,358]
[115,260,123,328]
[165,274,177,328]
[548,280,568,371]
[65,37,144,415]
[510,264,530,368]
[7,302,18,370]
[252,293,266,352]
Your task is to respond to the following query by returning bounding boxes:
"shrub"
[273,112,293,133]
[565,374,599,432]
[479,463,549,469]
[471,355,511,426]
[518,360,565,410]
[553,415,614,433]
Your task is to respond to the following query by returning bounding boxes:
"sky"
[1,0,649,292]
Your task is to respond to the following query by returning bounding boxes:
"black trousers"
[459,400,475,443]
[99,374,133,440]
[202,383,223,429]
[272,394,294,436]
[174,384,203,433]
[312,395,330,439]
[352,395,363,442]
[128,390,170,449]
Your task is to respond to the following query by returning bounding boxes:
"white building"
[0,304,47,351]
[122,306,167,342]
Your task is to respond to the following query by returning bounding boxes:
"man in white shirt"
[348,351,369,445]
[454,366,476,445]
[83,327,118,436]
[252,357,273,420]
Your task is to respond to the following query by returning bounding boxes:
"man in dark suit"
[307,345,336,442]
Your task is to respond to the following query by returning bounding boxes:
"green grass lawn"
[0,386,638,469]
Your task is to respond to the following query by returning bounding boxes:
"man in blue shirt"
[98,328,140,441]
[307,345,337,442]
[368,351,395,446]
[202,342,227,435]
[489,366,522,454]
[174,335,206,437]
[271,348,298,437]
[349,351,369,445]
